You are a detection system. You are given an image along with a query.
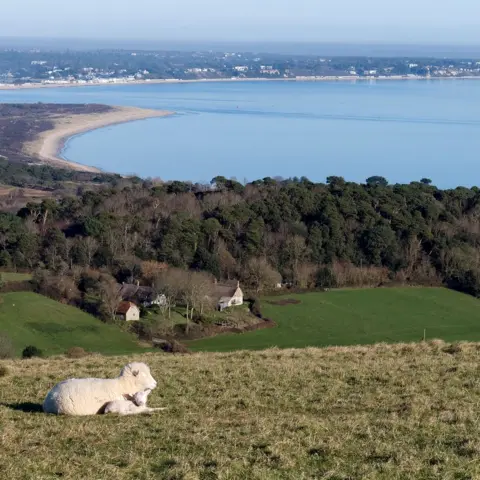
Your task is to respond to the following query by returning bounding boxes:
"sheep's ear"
[132,370,139,377]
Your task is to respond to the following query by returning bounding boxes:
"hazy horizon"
[3,0,480,45]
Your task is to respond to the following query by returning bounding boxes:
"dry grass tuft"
[1,342,480,479]
[65,347,89,359]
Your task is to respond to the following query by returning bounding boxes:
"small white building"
[116,302,140,321]
[213,280,244,311]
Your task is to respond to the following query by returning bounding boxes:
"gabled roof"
[117,301,137,315]
[212,280,241,301]
[119,284,158,303]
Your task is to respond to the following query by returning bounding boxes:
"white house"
[213,280,244,311]
[116,302,140,321]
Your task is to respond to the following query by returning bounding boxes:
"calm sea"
[1,80,480,187]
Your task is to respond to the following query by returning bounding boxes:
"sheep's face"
[121,362,157,391]
[133,389,150,406]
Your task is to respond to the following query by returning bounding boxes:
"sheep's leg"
[116,406,167,416]
[132,406,167,415]
[106,404,167,416]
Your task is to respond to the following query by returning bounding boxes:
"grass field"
[0,292,147,356]
[190,288,480,352]
[0,271,32,282]
[1,342,480,479]
[142,309,188,330]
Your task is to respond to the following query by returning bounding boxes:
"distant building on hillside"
[212,280,244,311]
[119,282,166,308]
[116,302,140,321]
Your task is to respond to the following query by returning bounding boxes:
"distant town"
[1,48,480,86]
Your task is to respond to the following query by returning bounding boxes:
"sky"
[2,0,480,44]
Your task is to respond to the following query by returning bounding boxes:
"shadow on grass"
[1,402,43,413]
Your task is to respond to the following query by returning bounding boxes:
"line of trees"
[1,175,479,301]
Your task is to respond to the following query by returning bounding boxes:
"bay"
[0,80,479,187]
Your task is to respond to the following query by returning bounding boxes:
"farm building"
[119,283,166,308]
[116,302,140,322]
[212,280,244,311]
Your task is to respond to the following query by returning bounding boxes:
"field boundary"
[265,280,444,298]
[0,280,34,293]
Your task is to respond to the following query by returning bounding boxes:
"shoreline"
[22,106,173,172]
[6,75,480,174]
[2,75,480,91]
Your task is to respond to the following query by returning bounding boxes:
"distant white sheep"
[104,388,166,415]
[43,362,157,416]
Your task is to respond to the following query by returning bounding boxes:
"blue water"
[1,80,480,187]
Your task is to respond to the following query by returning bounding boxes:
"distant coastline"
[2,75,480,91]
[22,106,173,172]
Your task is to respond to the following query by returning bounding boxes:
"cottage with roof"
[116,301,140,321]
[119,282,166,308]
[213,280,244,311]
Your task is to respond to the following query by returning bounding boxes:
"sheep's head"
[120,362,157,391]
[132,389,150,407]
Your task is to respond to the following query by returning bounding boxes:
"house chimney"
[237,280,240,288]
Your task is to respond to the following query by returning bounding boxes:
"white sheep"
[103,388,166,415]
[43,362,157,416]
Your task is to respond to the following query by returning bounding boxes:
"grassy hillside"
[1,342,480,479]
[0,292,147,356]
[190,287,480,352]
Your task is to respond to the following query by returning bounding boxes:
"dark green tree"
[366,176,389,187]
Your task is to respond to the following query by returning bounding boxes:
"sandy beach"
[22,106,173,172]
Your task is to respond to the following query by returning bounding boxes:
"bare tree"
[99,278,122,322]
[84,236,99,267]
[34,270,80,303]
[180,271,214,332]
[296,263,318,289]
[122,221,133,255]
[155,269,214,332]
[0,232,8,252]
[24,215,40,235]
[65,238,75,270]
[154,268,184,325]
[180,273,193,332]
[190,271,214,317]
[105,229,121,261]
[217,240,237,279]
[404,236,422,278]
[287,235,308,285]
[142,260,168,285]
[243,257,282,293]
